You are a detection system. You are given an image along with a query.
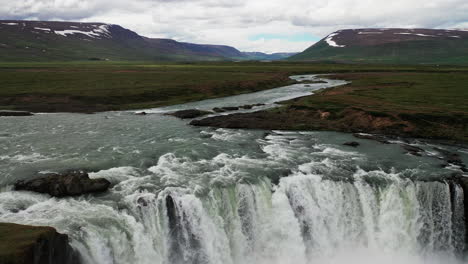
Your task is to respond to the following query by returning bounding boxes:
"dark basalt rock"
[240,105,253,109]
[0,110,33,116]
[401,144,424,156]
[168,109,212,119]
[353,133,390,144]
[135,111,147,115]
[166,195,202,264]
[0,223,81,264]
[448,173,468,245]
[221,106,239,111]
[300,80,328,84]
[434,147,466,170]
[14,171,110,197]
[343,141,360,147]
[212,107,226,113]
[137,197,149,207]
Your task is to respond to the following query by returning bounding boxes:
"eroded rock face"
[168,109,212,119]
[14,171,110,197]
[0,223,81,264]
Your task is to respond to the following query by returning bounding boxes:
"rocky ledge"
[0,110,33,116]
[0,223,80,264]
[15,171,111,197]
[167,109,212,119]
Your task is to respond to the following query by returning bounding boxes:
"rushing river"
[0,75,467,264]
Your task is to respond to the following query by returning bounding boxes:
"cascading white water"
[39,172,459,264]
[107,171,464,264]
[2,171,464,264]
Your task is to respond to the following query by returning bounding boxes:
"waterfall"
[56,173,465,264]
[0,171,464,264]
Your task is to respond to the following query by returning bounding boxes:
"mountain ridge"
[289,28,468,65]
[0,20,296,61]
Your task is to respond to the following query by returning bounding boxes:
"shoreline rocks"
[0,223,80,264]
[167,109,212,119]
[14,171,110,197]
[0,110,33,117]
[353,133,391,144]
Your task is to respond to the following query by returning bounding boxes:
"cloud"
[1,0,468,52]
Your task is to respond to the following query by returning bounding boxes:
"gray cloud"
[1,0,467,52]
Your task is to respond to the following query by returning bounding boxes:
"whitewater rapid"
[0,75,467,264]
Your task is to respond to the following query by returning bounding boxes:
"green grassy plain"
[1,61,467,113]
[278,71,468,141]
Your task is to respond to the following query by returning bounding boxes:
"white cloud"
[1,0,467,52]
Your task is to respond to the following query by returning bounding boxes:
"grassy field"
[302,72,468,113]
[284,72,468,141]
[1,61,468,113]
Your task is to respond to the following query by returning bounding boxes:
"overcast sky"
[1,0,468,53]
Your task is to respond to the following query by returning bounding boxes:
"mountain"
[241,52,299,61]
[289,28,468,65]
[0,20,246,61]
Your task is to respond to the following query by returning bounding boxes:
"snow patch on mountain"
[325,33,345,48]
[2,23,18,26]
[54,25,112,39]
[394,33,438,37]
[34,27,51,31]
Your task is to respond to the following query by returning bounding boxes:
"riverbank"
[191,71,468,143]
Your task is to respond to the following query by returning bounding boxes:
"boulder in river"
[168,109,212,119]
[0,110,33,117]
[14,171,110,197]
[343,141,360,147]
[221,106,239,111]
[0,223,80,264]
[212,107,226,113]
[353,133,390,144]
[401,144,424,156]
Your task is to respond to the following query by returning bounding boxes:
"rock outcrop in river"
[0,223,80,264]
[14,171,110,197]
[0,110,33,116]
[168,109,212,119]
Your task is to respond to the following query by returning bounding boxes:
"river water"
[0,75,467,264]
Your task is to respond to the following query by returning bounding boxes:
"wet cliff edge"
[0,223,80,264]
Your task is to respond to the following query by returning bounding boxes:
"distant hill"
[0,20,248,61]
[241,52,299,61]
[289,28,468,65]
